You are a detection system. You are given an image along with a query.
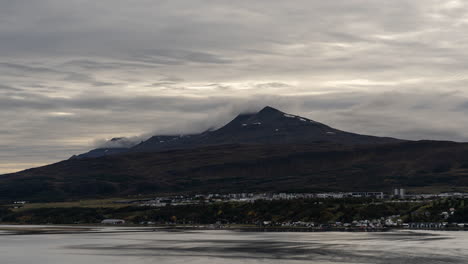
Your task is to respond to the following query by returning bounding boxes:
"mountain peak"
[73,106,404,159]
[258,106,283,115]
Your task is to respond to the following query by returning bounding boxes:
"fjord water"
[1,227,468,264]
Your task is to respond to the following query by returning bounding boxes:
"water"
[1,226,468,263]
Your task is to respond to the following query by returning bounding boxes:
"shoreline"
[1,224,467,235]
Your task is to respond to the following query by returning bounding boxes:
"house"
[409,222,445,229]
[101,219,126,225]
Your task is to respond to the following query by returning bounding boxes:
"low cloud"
[93,136,145,149]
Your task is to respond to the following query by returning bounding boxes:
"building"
[409,222,446,229]
[351,192,384,199]
[399,188,406,198]
[393,188,406,199]
[101,219,126,225]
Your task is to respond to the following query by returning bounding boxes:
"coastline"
[1,224,466,235]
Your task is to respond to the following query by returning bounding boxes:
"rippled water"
[1,226,468,263]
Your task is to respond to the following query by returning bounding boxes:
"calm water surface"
[1,226,467,264]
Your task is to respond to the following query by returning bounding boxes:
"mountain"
[74,106,403,158]
[5,106,468,202]
[70,147,129,159]
[70,137,138,159]
[2,140,468,202]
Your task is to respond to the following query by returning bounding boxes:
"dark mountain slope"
[3,140,468,201]
[70,148,128,159]
[71,136,181,159]
[127,106,403,153]
[73,106,403,158]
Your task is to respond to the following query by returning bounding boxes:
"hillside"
[2,140,468,201]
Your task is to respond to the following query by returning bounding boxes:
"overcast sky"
[2,0,468,173]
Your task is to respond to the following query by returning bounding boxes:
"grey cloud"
[0,84,22,92]
[141,49,234,64]
[159,77,185,82]
[256,82,291,88]
[0,62,61,75]
[2,0,468,173]
[62,72,118,87]
[60,59,159,70]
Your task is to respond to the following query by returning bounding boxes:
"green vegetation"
[0,198,464,225]
[3,197,468,225]
[12,198,132,211]
[0,206,10,222]
[406,198,468,223]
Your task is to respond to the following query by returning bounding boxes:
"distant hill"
[73,106,403,159]
[2,140,468,201]
[3,106,468,202]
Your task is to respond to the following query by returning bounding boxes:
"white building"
[101,219,126,225]
[393,188,406,199]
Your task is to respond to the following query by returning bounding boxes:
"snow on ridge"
[284,113,310,122]
[242,122,262,126]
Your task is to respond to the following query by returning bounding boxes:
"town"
[110,189,468,207]
[4,189,468,231]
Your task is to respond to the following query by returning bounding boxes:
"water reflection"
[0,226,466,264]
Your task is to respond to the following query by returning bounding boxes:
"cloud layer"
[2,0,468,173]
